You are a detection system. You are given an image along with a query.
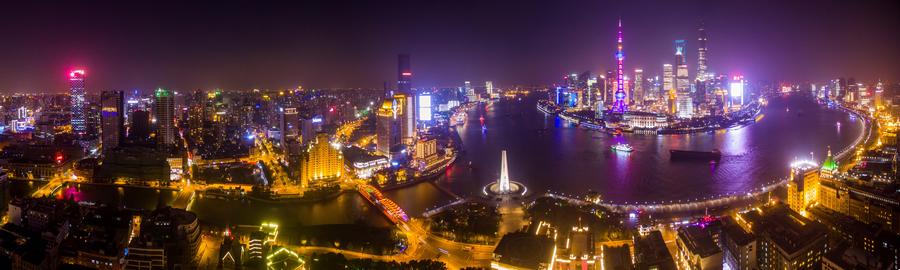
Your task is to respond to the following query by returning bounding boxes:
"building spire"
[822,145,838,172]
[612,18,627,113]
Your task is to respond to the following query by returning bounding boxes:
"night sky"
[1,0,898,92]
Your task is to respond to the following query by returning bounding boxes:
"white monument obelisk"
[499,150,510,193]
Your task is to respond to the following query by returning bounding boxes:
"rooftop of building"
[342,146,387,163]
[740,203,828,256]
[493,232,554,269]
[677,225,721,258]
[144,206,198,227]
[601,245,633,270]
[720,216,755,246]
[823,242,890,270]
[634,230,677,270]
[0,223,50,266]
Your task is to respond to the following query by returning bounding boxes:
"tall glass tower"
[697,23,708,81]
[397,54,416,145]
[69,69,87,135]
[611,19,627,113]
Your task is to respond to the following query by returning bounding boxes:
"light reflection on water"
[440,94,862,203]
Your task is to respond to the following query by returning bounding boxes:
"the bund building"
[816,148,900,234]
[299,133,343,188]
[787,160,820,214]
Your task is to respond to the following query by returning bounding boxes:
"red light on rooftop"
[69,69,85,79]
[55,153,64,163]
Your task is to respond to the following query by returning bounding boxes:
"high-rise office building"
[465,81,477,102]
[69,69,87,136]
[485,81,494,98]
[397,55,417,145]
[154,88,175,150]
[697,23,708,82]
[675,40,690,94]
[280,107,300,146]
[663,63,675,107]
[300,115,322,146]
[376,99,399,157]
[663,64,674,94]
[398,54,412,94]
[611,19,628,113]
[676,93,694,118]
[130,110,151,141]
[633,69,644,105]
[186,90,205,146]
[395,94,416,146]
[100,90,125,153]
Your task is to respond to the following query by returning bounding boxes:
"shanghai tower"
[697,22,708,81]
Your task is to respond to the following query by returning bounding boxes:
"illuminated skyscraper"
[676,93,694,118]
[675,40,690,94]
[398,54,412,94]
[697,23,708,81]
[465,81,476,102]
[485,81,494,98]
[100,90,125,153]
[397,54,417,145]
[154,88,175,150]
[633,69,643,105]
[611,19,627,113]
[662,64,674,94]
[69,69,87,135]
[376,99,399,157]
[280,107,299,146]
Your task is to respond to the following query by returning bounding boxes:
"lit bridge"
[357,183,409,224]
[546,177,788,214]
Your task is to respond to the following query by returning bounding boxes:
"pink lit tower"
[611,19,628,113]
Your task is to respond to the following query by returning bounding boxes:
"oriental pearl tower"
[611,18,628,113]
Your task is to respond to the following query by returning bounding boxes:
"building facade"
[101,90,125,153]
[154,88,175,150]
[299,133,343,187]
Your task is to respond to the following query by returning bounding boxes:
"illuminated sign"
[401,72,412,76]
[69,69,85,79]
[311,116,323,123]
[418,94,433,121]
[730,81,744,98]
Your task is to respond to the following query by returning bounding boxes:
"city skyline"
[0,0,898,92]
[0,2,897,269]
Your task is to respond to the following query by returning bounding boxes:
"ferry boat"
[611,143,633,152]
[670,149,722,161]
[580,121,604,130]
